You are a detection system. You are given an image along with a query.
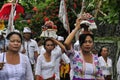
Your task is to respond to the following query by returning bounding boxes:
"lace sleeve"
[24,56,34,80]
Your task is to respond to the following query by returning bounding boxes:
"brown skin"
[22,32,39,58]
[21,33,31,54]
[44,40,55,62]
[64,13,104,80]
[36,40,55,80]
[64,13,94,63]
[0,62,4,70]
[64,13,93,50]
[23,33,31,41]
[100,47,111,80]
[81,36,94,63]
[6,34,21,65]
[64,18,82,50]
[101,47,109,62]
[36,38,65,80]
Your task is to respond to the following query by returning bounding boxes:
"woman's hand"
[75,13,93,30]
[50,38,66,53]
[75,18,82,30]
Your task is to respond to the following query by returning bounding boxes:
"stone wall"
[93,23,120,37]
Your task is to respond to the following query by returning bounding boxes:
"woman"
[64,15,104,80]
[98,46,112,80]
[35,38,65,80]
[0,32,33,80]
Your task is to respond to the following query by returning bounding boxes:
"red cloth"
[0,3,24,20]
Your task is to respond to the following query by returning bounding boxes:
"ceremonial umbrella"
[0,3,24,20]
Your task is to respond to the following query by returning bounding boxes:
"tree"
[0,0,119,38]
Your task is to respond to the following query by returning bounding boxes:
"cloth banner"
[58,0,70,33]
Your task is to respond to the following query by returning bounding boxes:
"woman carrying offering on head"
[64,13,104,80]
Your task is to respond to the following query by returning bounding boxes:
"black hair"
[23,32,32,39]
[79,34,94,46]
[0,34,4,39]
[35,38,41,43]
[43,38,55,47]
[98,46,108,57]
[6,32,23,43]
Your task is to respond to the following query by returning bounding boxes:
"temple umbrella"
[0,2,24,20]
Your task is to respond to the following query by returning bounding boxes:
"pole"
[75,0,85,41]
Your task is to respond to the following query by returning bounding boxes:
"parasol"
[0,2,24,20]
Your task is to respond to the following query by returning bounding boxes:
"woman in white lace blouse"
[0,32,33,80]
[35,38,65,80]
[64,13,104,80]
[98,46,112,80]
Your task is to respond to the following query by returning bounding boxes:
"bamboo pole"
[75,0,85,41]
[94,0,102,18]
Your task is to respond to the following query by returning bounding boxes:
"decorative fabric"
[0,53,33,80]
[35,46,62,79]
[66,50,103,79]
[98,56,112,76]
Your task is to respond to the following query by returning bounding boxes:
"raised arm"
[64,12,93,50]
[64,18,82,50]
[51,38,66,53]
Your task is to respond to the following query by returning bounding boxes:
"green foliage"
[0,0,119,38]
[95,37,120,42]
[97,0,119,24]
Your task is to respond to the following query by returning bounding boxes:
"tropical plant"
[0,0,119,38]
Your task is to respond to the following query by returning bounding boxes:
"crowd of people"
[0,13,119,80]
